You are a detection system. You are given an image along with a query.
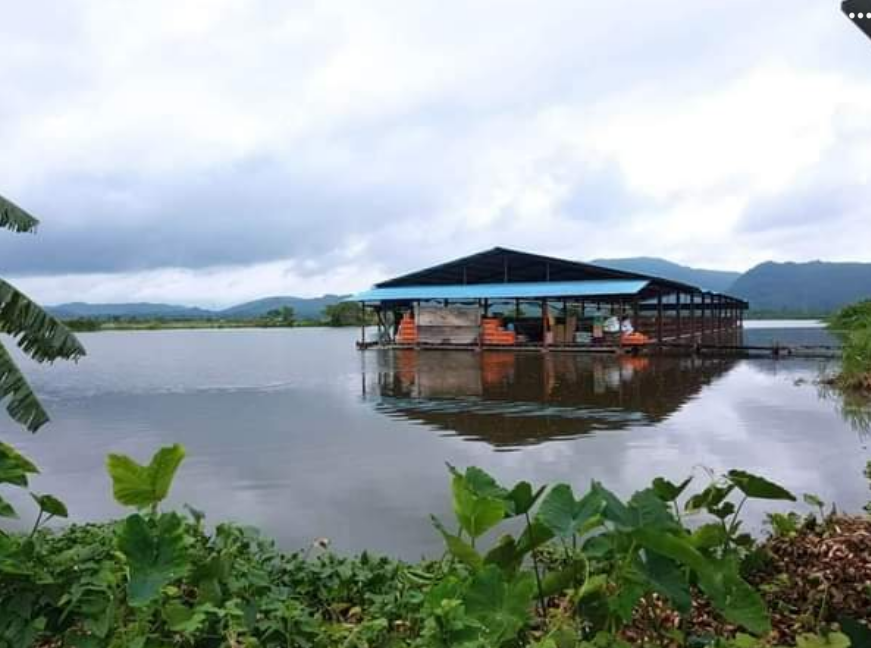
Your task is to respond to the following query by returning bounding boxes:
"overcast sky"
[2,1,870,307]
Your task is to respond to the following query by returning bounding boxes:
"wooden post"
[542,299,549,349]
[360,303,366,347]
[656,291,664,343]
[689,292,696,338]
[701,293,707,334]
[676,292,682,339]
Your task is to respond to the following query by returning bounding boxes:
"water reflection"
[366,350,738,449]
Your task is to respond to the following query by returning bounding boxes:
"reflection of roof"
[350,279,649,303]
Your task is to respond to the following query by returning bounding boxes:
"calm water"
[5,323,869,559]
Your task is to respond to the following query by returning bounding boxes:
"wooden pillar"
[676,292,682,339]
[689,292,696,338]
[360,303,366,346]
[701,293,707,334]
[656,291,664,343]
[542,299,549,349]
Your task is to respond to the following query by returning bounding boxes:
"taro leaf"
[652,476,693,502]
[484,534,522,574]
[191,553,230,605]
[463,565,535,645]
[107,444,186,509]
[633,528,713,583]
[796,633,852,648]
[726,470,796,501]
[451,474,506,540]
[590,481,633,528]
[431,515,483,569]
[690,523,729,551]
[685,483,735,514]
[117,512,189,607]
[803,493,825,509]
[0,442,38,487]
[30,493,68,518]
[507,481,546,517]
[515,519,555,556]
[163,601,208,634]
[627,489,681,532]
[537,484,604,538]
[0,494,17,519]
[611,576,648,624]
[572,574,611,631]
[699,561,771,636]
[641,552,692,614]
[634,528,770,634]
[449,464,508,500]
[540,560,589,597]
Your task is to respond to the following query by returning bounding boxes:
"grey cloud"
[0,157,442,275]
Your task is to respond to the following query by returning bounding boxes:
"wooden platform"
[357,340,840,359]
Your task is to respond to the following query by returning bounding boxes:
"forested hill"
[729,261,871,315]
[590,257,741,293]
[49,295,347,321]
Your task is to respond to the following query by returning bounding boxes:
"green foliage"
[827,300,871,391]
[117,512,189,606]
[324,300,371,326]
[827,300,871,333]
[264,305,295,325]
[1,451,863,647]
[107,444,185,511]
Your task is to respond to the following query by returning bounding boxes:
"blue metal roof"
[347,280,649,302]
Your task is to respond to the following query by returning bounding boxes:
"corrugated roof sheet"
[347,280,649,302]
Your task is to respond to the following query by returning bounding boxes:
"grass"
[63,317,330,332]
[826,300,871,392]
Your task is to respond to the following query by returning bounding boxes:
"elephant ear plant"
[0,195,84,533]
[431,465,796,645]
[107,444,189,608]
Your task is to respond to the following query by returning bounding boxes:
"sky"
[2,0,871,308]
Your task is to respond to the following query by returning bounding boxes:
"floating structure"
[349,247,748,352]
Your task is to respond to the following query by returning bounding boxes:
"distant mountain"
[217,295,346,320]
[730,261,871,314]
[590,257,741,293]
[49,302,213,320]
[48,295,347,321]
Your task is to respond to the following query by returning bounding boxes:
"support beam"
[656,291,664,343]
[360,302,366,346]
[689,292,696,338]
[676,292,682,339]
[542,299,549,349]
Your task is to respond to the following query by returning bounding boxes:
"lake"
[5,322,869,559]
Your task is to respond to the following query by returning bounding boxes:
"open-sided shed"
[350,247,748,350]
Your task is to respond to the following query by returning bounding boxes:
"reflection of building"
[350,248,747,351]
[367,349,738,448]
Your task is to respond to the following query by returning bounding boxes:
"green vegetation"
[324,301,375,327]
[61,303,373,331]
[1,444,869,647]
[64,315,309,332]
[826,300,871,391]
